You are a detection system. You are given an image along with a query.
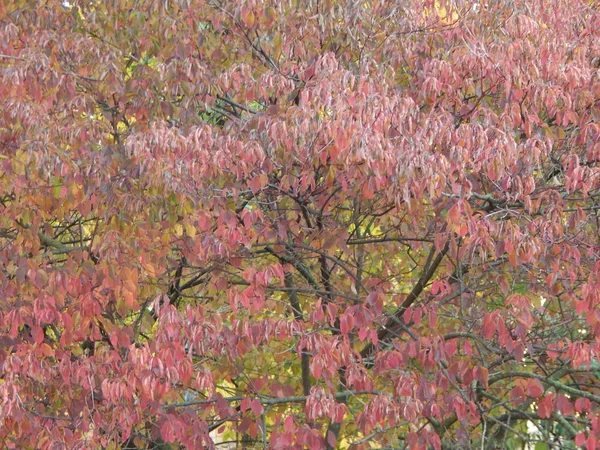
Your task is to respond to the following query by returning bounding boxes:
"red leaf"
[412,307,422,325]
[403,305,412,324]
[110,332,119,349]
[575,397,591,413]
[556,394,573,415]
[447,203,460,225]
[250,399,264,415]
[340,313,354,335]
[510,386,525,406]
[497,275,510,295]
[464,340,473,358]
[482,313,496,339]
[546,345,560,360]
[362,179,374,199]
[283,416,294,433]
[429,432,441,450]
[31,325,44,344]
[240,397,250,412]
[311,359,322,379]
[526,379,544,398]
[474,366,489,389]
[160,420,175,443]
[358,327,369,341]
[537,395,552,419]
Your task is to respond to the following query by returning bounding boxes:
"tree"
[1,0,600,448]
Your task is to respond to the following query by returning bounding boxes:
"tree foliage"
[2,0,600,448]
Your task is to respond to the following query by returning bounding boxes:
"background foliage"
[2,0,600,448]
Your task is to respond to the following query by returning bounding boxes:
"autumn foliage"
[2,0,600,448]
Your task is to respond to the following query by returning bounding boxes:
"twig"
[217,95,258,114]
[169,390,378,408]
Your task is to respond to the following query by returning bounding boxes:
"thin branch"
[0,54,99,81]
[361,238,450,359]
[347,236,433,245]
[217,95,258,114]
[284,272,311,397]
[488,370,600,404]
[0,53,25,61]
[169,390,378,408]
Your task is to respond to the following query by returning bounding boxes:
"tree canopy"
[2,0,600,448]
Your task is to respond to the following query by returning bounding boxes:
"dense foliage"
[2,0,600,448]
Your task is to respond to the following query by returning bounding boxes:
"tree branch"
[169,390,377,408]
[361,238,450,359]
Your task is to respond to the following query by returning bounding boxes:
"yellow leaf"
[242,9,255,28]
[423,0,459,25]
[185,223,196,238]
[143,262,157,278]
[173,223,184,236]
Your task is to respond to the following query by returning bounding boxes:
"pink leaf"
[250,399,264,416]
